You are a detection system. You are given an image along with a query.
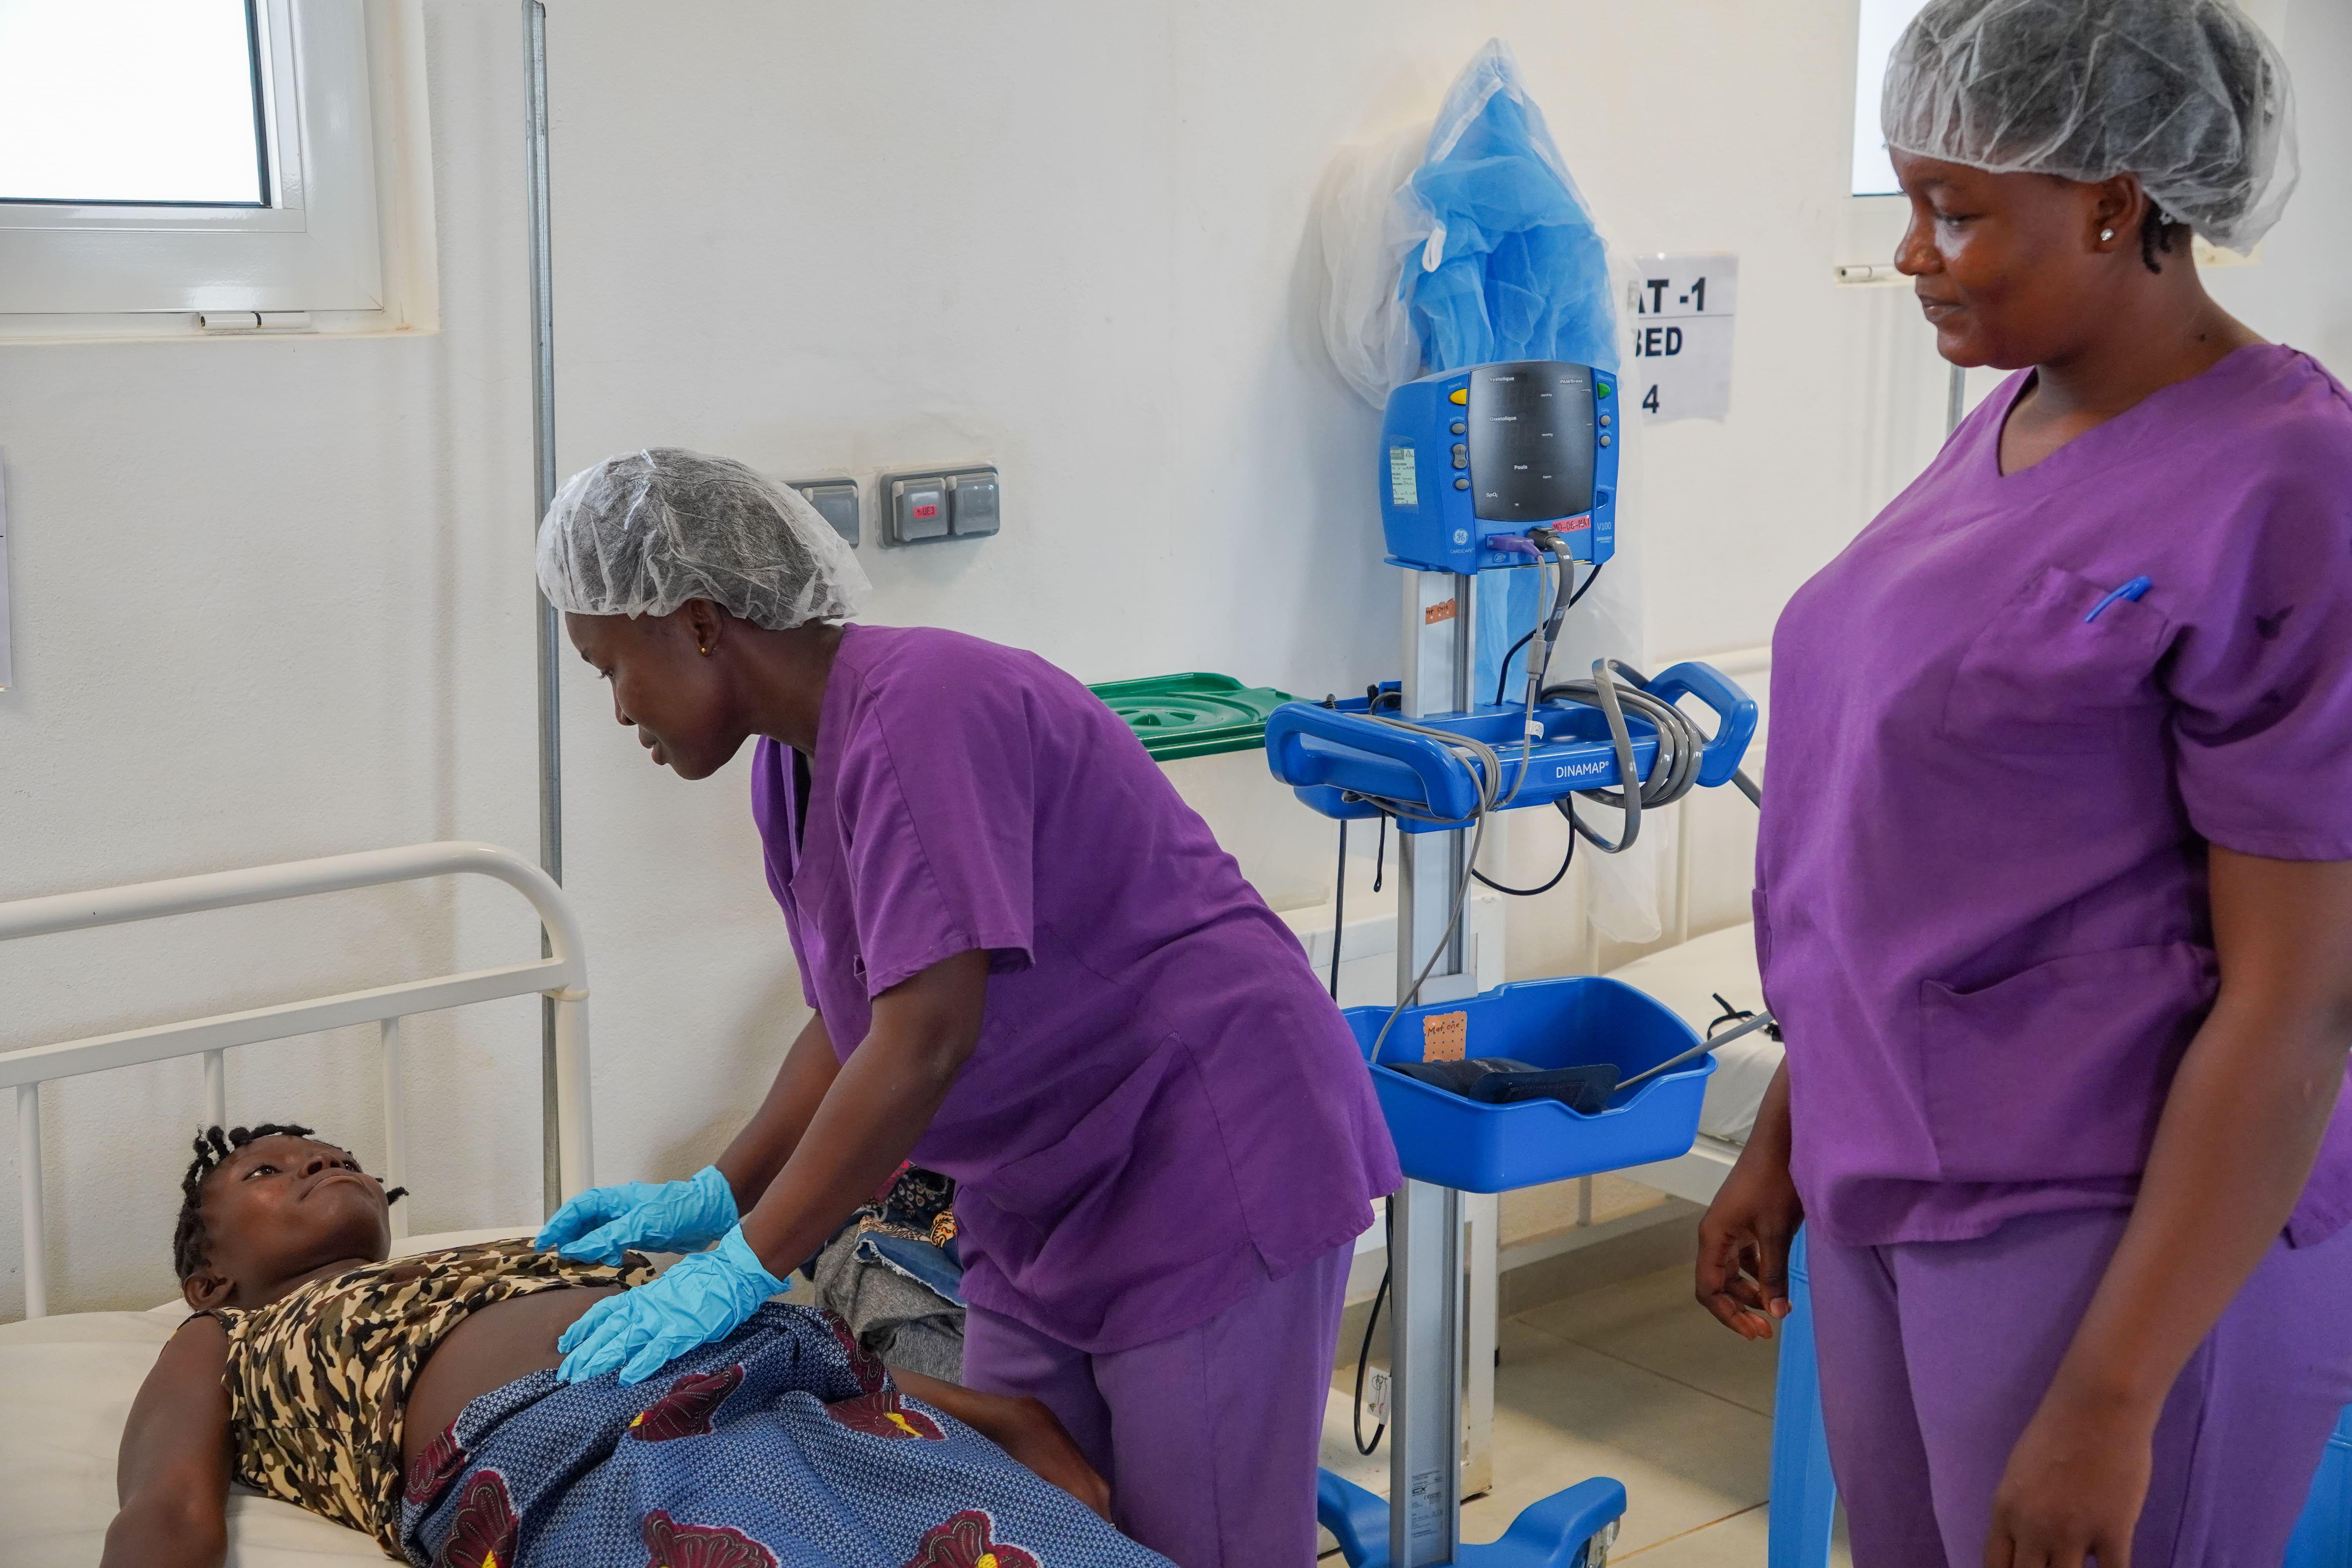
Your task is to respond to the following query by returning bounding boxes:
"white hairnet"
[1882,0,2298,252]
[536,448,869,631]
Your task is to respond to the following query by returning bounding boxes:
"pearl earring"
[2099,227,2114,242]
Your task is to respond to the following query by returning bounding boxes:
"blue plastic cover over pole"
[1401,41,1619,707]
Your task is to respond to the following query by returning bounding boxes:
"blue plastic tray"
[1265,661,1755,831]
[1347,976,1713,1192]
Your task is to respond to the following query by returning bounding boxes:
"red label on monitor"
[1558,514,1592,532]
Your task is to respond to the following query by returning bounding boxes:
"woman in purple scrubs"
[527,451,1399,1566]
[1697,4,2352,1565]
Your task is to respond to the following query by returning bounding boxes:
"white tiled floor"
[1322,1264,1851,1565]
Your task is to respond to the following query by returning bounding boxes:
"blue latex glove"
[533,1164,738,1264]
[555,1225,786,1385]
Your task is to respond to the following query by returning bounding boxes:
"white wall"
[2,0,2344,1313]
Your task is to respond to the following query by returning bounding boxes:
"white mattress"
[1603,923,1779,1145]
[0,1227,534,1566]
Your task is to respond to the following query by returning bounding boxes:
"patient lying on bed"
[108,1123,1169,1568]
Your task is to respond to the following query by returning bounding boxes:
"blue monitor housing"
[1379,360,1618,573]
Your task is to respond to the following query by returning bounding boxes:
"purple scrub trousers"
[1809,1211,2352,1568]
[962,1243,1351,1568]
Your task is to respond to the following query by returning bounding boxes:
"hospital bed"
[0,842,595,1566]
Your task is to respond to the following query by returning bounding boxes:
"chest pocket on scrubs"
[1940,565,2169,754]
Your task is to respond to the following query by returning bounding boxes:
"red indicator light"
[913,503,940,519]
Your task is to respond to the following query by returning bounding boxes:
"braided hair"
[2139,203,2189,274]
[172,1123,409,1282]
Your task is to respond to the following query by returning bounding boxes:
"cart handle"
[1642,661,1759,789]
[1263,703,1489,823]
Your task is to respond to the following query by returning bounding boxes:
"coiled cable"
[1541,661,1714,855]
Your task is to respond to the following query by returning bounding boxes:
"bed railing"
[0,842,594,1318]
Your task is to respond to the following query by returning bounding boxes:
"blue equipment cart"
[1283,359,1757,1567]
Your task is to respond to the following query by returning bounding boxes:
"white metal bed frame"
[0,841,595,1319]
[1614,642,1770,1208]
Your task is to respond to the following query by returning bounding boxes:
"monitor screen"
[1468,362,1595,524]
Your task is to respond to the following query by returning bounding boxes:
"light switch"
[947,469,1000,537]
[786,478,861,547]
[891,477,949,543]
[880,465,1000,546]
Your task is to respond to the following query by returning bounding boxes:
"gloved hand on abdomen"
[534,1164,739,1263]
[556,1225,788,1385]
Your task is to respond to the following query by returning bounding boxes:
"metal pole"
[16,1084,45,1319]
[1390,568,1477,1568]
[1391,1178,1463,1568]
[380,1017,409,1242]
[523,0,563,1218]
[1946,361,1967,436]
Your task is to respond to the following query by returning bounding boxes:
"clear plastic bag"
[1315,121,1431,410]
[1403,40,1619,377]
[1313,40,1620,406]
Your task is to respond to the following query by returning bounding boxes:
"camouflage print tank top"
[206,1236,654,1553]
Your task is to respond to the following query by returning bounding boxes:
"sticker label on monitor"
[1388,445,1418,507]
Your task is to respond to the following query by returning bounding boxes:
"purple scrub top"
[1760,345,2352,1249]
[750,624,1401,1354]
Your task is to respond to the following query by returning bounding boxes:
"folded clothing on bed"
[805,1164,967,1384]
[401,1301,1168,1568]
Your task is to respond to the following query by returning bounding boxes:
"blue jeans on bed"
[399,1301,1169,1568]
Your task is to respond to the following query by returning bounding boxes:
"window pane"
[1852,0,1931,196]
[0,0,266,205]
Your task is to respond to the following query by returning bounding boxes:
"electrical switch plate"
[786,477,861,546]
[886,474,950,544]
[947,468,1000,537]
[880,465,999,546]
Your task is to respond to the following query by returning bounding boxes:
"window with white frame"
[0,0,435,337]
[1851,0,1930,198]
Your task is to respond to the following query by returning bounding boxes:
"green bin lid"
[1088,671,1295,762]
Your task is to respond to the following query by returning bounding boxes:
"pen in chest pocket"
[2084,576,2156,624]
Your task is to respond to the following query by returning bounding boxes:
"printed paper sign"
[1630,254,1737,423]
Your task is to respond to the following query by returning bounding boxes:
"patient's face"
[183,1135,393,1309]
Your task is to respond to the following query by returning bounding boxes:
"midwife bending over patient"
[105,1124,1168,1568]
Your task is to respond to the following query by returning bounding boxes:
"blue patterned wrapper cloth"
[399,1302,1171,1568]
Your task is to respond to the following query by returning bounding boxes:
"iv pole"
[523,0,564,1217]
